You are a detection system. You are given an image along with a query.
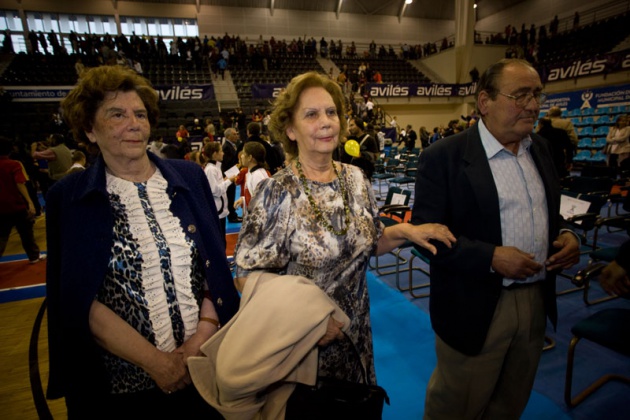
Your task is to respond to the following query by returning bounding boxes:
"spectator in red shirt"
[0,136,45,263]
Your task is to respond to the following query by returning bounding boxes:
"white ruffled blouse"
[98,168,205,393]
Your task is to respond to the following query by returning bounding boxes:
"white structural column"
[454,0,476,84]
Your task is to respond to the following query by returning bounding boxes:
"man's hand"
[545,232,580,271]
[599,261,630,297]
[492,246,543,279]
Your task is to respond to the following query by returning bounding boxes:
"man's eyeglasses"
[498,92,547,108]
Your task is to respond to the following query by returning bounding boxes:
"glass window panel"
[174,19,185,37]
[11,34,26,53]
[160,23,172,36]
[12,13,23,31]
[134,22,145,35]
[103,21,115,34]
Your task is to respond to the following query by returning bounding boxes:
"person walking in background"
[539,106,578,148]
[221,127,242,223]
[536,117,574,178]
[31,133,72,183]
[65,150,87,175]
[412,59,580,419]
[0,136,45,264]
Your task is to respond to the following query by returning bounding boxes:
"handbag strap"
[340,331,371,386]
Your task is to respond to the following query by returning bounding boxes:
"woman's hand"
[234,197,243,209]
[317,316,345,347]
[145,350,191,394]
[378,222,456,256]
[409,223,456,255]
[174,334,208,360]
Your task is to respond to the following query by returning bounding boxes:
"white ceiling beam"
[336,0,343,19]
[398,0,407,23]
[270,0,275,16]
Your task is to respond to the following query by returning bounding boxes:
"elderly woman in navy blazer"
[45,65,239,419]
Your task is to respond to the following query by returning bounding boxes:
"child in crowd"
[234,142,269,217]
[203,142,233,244]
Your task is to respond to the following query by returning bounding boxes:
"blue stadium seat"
[577,138,592,148]
[594,126,609,136]
[595,115,610,125]
[578,126,594,137]
[608,106,621,114]
[581,116,595,126]
[587,151,607,163]
[573,150,592,162]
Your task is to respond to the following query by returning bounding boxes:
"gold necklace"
[295,158,350,236]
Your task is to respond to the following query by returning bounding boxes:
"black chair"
[571,215,630,305]
[369,187,413,286]
[372,158,399,198]
[389,159,418,191]
[405,248,431,298]
[564,308,630,408]
[560,190,610,253]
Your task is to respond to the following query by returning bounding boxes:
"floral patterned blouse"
[235,163,384,383]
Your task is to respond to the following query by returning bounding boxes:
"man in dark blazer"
[411,59,580,419]
[222,127,241,223]
[244,122,283,175]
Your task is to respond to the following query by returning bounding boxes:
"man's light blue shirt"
[478,119,549,286]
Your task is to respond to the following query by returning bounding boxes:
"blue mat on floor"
[367,272,571,419]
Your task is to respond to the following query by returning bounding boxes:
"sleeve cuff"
[559,228,581,248]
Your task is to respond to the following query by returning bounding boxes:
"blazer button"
[216,298,223,307]
[187,225,197,233]
[205,260,211,268]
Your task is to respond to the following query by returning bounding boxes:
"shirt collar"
[478,119,532,159]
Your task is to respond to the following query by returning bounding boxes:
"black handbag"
[284,333,390,420]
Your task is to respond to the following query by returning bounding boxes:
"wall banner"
[4,84,215,102]
[541,83,630,112]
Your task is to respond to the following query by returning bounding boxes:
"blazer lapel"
[462,127,502,244]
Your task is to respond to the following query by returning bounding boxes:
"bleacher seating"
[0,53,86,86]
[573,150,592,163]
[577,138,593,149]
[594,115,611,126]
[331,56,430,84]
[578,126,594,137]
[230,56,325,103]
[587,150,607,163]
[537,12,629,69]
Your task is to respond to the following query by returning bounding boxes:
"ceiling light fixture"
[405,0,413,4]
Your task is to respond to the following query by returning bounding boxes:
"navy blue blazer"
[45,152,240,400]
[411,125,562,356]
